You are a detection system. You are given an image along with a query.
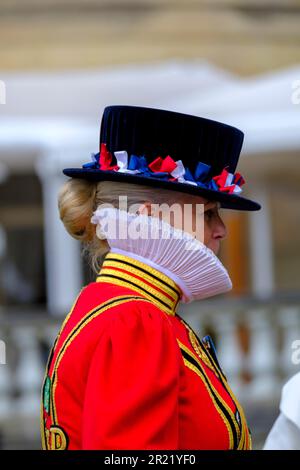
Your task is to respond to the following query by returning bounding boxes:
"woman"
[41,105,261,450]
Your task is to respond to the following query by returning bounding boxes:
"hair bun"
[58,178,97,242]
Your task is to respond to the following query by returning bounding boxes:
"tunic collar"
[96,252,181,316]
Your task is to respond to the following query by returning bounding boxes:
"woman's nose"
[213,216,227,240]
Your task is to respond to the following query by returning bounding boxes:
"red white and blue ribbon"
[82,143,245,195]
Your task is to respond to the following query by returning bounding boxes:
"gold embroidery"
[41,288,85,449]
[97,252,182,314]
[104,252,179,292]
[182,357,234,450]
[225,378,252,450]
[98,268,177,312]
[48,426,68,450]
[97,275,176,316]
[188,329,216,373]
[40,343,56,450]
[178,316,252,450]
[102,258,179,300]
[177,339,239,449]
[55,288,85,343]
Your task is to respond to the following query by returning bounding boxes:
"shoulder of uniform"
[103,296,175,335]
[90,297,179,360]
[63,282,175,342]
[77,280,163,315]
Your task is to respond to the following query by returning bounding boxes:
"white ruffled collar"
[91,207,232,303]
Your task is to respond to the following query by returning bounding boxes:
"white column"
[35,146,84,317]
[248,185,274,298]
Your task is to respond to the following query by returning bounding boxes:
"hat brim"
[62,168,261,211]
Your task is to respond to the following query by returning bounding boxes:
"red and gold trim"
[96,252,182,316]
[178,315,252,450]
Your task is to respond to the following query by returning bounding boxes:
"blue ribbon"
[194,161,211,181]
[128,154,146,171]
[81,151,242,194]
[184,165,215,191]
[128,154,170,179]
[82,152,100,169]
[182,167,196,183]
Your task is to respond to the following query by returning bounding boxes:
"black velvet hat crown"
[63,105,261,211]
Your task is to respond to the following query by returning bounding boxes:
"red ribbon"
[213,168,229,189]
[148,155,177,173]
[232,172,245,187]
[97,145,246,194]
[213,167,245,193]
[219,185,236,194]
[99,143,119,171]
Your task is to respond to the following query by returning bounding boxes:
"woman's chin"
[207,242,220,255]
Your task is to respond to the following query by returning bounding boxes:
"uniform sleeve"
[81,302,181,450]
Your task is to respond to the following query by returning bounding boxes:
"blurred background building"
[0,0,300,449]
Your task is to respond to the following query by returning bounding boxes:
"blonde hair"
[58,178,196,273]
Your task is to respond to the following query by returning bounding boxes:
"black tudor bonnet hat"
[63,105,261,211]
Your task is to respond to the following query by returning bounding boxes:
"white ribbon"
[113,151,242,193]
[114,151,140,174]
[171,160,197,186]
[223,172,243,194]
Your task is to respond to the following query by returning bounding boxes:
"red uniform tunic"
[40,252,252,450]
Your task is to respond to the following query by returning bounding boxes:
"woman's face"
[138,195,227,255]
[176,195,227,255]
[201,200,227,254]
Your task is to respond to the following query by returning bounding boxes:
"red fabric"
[41,281,251,450]
[82,304,180,449]
[213,167,245,193]
[99,143,119,171]
[148,155,177,173]
[213,167,229,188]
[232,172,245,187]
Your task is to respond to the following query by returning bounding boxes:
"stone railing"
[0,309,60,449]
[0,296,299,449]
